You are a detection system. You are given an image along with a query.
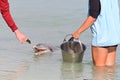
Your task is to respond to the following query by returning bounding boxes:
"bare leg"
[92,46,108,66]
[92,46,117,67]
[106,46,117,66]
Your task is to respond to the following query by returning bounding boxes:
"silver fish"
[33,43,59,55]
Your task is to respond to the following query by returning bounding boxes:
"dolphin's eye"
[49,48,53,52]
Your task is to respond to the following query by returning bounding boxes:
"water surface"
[0,0,120,80]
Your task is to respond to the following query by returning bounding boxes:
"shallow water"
[0,0,120,80]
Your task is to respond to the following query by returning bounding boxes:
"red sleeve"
[0,0,18,32]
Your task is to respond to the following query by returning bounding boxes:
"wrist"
[14,29,20,34]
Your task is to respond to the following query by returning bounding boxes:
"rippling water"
[0,0,120,80]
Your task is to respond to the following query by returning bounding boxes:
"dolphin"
[33,43,60,55]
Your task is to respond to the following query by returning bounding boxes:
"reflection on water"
[61,62,83,80]
[61,63,116,80]
[92,66,115,80]
[0,63,29,80]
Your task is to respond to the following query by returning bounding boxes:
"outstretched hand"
[14,29,28,43]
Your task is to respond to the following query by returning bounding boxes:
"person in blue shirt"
[72,0,120,66]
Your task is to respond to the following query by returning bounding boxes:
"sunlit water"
[0,0,120,80]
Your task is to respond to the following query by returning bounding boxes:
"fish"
[26,39,31,44]
[33,43,60,55]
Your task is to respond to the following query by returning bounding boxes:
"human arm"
[0,0,28,43]
[72,0,101,39]
[0,0,18,32]
[72,16,96,39]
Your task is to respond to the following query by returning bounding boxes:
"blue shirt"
[90,0,120,46]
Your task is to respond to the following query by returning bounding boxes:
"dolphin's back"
[35,43,60,52]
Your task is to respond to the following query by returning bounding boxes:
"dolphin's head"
[33,44,52,55]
